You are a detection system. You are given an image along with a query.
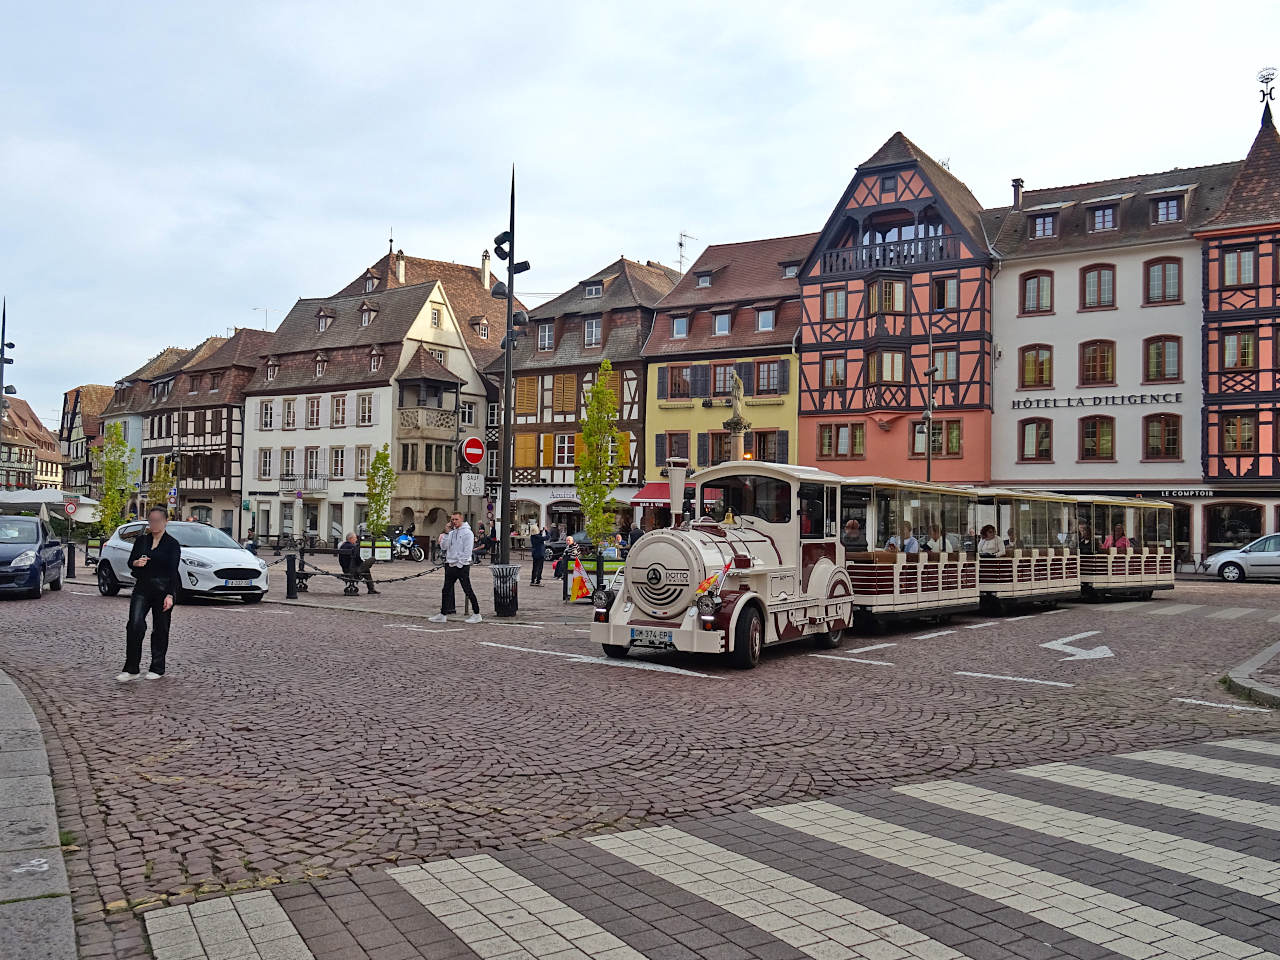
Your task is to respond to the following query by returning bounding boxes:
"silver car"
[1205,534,1280,582]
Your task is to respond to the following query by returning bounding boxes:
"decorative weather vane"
[1260,67,1276,103]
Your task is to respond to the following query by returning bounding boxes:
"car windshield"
[0,518,38,545]
[168,525,242,550]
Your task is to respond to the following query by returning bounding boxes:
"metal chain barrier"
[297,557,447,585]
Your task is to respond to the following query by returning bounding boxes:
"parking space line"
[812,655,895,666]
[1171,698,1271,713]
[962,621,997,630]
[1003,614,1038,622]
[954,671,1073,687]
[912,629,956,640]
[847,642,897,653]
[1206,607,1257,620]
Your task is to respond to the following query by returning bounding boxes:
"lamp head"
[489,281,509,300]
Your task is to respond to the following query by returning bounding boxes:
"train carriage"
[1075,495,1175,600]
[969,488,1080,612]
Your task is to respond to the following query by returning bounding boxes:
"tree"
[90,422,136,538]
[365,443,397,537]
[576,359,625,546]
[147,456,177,518]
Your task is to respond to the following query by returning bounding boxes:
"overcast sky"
[2,0,1275,430]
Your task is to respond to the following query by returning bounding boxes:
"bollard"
[286,554,298,599]
[561,551,570,602]
[66,543,76,580]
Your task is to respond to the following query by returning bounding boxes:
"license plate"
[223,579,253,587]
[630,627,672,647]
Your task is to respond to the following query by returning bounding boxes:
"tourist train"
[592,460,1174,668]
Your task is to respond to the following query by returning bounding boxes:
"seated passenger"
[1077,521,1096,555]
[886,522,920,553]
[1005,527,1023,549]
[841,519,868,551]
[925,524,959,553]
[1100,523,1132,550]
[977,524,1003,557]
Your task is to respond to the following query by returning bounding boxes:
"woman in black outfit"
[117,507,181,682]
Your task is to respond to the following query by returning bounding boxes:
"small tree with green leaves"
[90,422,136,539]
[576,359,625,547]
[365,443,397,537]
[147,455,177,517]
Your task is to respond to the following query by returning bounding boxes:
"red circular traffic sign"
[63,501,77,516]
[461,436,486,466]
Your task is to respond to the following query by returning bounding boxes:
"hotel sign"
[1011,391,1183,410]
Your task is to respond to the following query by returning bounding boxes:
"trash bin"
[491,563,519,617]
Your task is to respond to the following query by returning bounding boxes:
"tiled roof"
[76,384,115,437]
[263,283,439,360]
[490,312,649,374]
[1200,104,1280,232]
[655,233,818,311]
[529,258,680,321]
[400,344,464,384]
[1,397,62,460]
[120,347,191,383]
[103,339,228,417]
[244,345,399,395]
[182,328,275,374]
[643,298,803,359]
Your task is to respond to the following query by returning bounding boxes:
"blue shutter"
[778,358,791,394]
[654,433,667,466]
[692,364,710,398]
[777,430,789,463]
[736,361,755,395]
[656,367,668,400]
[697,432,710,466]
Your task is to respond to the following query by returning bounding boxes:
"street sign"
[460,436,485,466]
[167,496,177,507]
[63,500,77,516]
[461,473,484,496]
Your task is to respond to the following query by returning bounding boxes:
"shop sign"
[1010,391,1183,410]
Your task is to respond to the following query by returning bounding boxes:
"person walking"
[529,526,547,585]
[338,532,379,594]
[628,522,642,548]
[118,506,181,682]
[430,512,482,623]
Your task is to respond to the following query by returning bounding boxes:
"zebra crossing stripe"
[1148,603,1205,616]
[388,856,645,959]
[587,825,976,960]
[1095,601,1152,613]
[1016,762,1280,833]
[755,799,1279,960]
[895,780,1280,902]
[145,891,312,960]
[1207,607,1258,620]
[1127,749,1280,785]
[1211,739,1280,758]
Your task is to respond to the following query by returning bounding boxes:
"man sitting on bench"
[338,532,379,594]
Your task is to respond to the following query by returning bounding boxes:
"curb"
[1224,637,1280,709]
[0,667,77,960]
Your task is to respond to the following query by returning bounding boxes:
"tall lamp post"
[0,300,17,449]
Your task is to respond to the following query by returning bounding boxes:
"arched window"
[1143,414,1181,460]
[1019,344,1053,388]
[1080,264,1116,310]
[1080,339,1116,386]
[1080,415,1115,461]
[1020,271,1053,315]
[1018,418,1052,462]
[1143,336,1181,383]
[1144,257,1182,304]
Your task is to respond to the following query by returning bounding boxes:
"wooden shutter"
[654,433,667,466]
[697,432,710,466]
[691,364,710,398]
[616,431,631,465]
[777,430,789,463]
[777,358,790,394]
[514,434,536,468]
[573,432,584,465]
[541,433,554,467]
[516,377,537,414]
[656,367,668,400]
[606,370,621,397]
[736,361,755,395]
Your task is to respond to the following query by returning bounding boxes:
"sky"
[2,0,1276,431]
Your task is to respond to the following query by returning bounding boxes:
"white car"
[1205,534,1280,583]
[97,521,270,603]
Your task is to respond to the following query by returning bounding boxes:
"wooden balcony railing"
[822,236,961,276]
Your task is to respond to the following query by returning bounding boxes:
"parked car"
[0,516,64,599]
[97,521,269,603]
[1206,534,1280,583]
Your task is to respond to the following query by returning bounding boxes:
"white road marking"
[145,891,313,960]
[477,640,724,679]
[589,826,974,960]
[847,642,898,653]
[67,591,97,597]
[897,779,1280,903]
[1207,607,1257,620]
[389,855,646,960]
[1149,603,1205,616]
[962,621,997,630]
[1129,748,1280,785]
[1171,698,1271,713]
[757,800,1280,960]
[912,629,957,640]
[1211,738,1280,756]
[812,655,895,666]
[1003,614,1038,622]
[954,671,1073,687]
[1095,601,1152,613]
[486,621,545,629]
[1039,631,1113,662]
[1039,608,1068,615]
[1268,613,1280,624]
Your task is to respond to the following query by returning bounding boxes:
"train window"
[798,482,825,539]
[841,486,871,550]
[700,475,792,524]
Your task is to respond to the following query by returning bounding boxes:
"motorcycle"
[391,526,424,562]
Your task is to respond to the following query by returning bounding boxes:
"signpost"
[460,436,485,467]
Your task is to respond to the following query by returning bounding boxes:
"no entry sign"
[461,436,486,466]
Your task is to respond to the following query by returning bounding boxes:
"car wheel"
[241,594,263,604]
[602,644,629,659]
[97,562,121,597]
[49,571,62,591]
[731,606,763,670]
[26,570,42,600]
[1220,562,1245,583]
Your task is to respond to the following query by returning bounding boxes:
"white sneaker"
[144,672,164,680]
[428,613,448,623]
[115,672,139,683]
[465,613,483,624]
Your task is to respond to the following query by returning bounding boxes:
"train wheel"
[1139,589,1154,601]
[731,608,762,669]
[815,626,843,650]
[602,644,629,659]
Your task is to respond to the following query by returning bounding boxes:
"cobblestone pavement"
[1,578,1278,957]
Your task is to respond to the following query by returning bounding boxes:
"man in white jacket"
[430,513,482,623]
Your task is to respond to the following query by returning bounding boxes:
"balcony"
[821,236,961,276]
[280,473,329,496]
[398,406,459,439]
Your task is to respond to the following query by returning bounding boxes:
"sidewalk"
[0,667,76,960]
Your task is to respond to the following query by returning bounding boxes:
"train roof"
[1073,494,1174,509]
[694,460,849,484]
[965,486,1079,504]
[836,476,978,497]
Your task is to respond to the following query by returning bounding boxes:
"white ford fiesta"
[97,520,269,603]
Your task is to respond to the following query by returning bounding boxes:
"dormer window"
[188,375,202,393]
[583,283,603,299]
[696,272,712,288]
[1029,214,1057,239]
[365,276,376,293]
[672,316,688,339]
[209,373,221,391]
[537,324,554,351]
[316,311,331,333]
[713,312,731,336]
[584,316,602,347]
[266,358,278,382]
[478,322,489,339]
[369,350,383,373]
[1089,205,1117,232]
[1153,197,1183,223]
[315,355,327,377]
[361,307,375,326]
[757,309,775,332]
[782,264,799,279]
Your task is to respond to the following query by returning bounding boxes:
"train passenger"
[886,522,919,553]
[926,524,959,553]
[1100,523,1132,550]
[1077,521,1096,555]
[977,525,1003,557]
[841,519,868,551]
[1005,527,1023,549]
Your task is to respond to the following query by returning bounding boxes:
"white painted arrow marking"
[846,642,898,653]
[1040,630,1113,661]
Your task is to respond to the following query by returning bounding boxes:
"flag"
[570,556,592,601]
[697,558,733,595]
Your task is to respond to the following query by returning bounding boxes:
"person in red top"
[1100,523,1132,550]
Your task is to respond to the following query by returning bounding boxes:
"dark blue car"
[0,516,64,599]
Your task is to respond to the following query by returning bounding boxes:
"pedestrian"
[430,512,482,623]
[117,506,181,682]
[530,526,547,585]
[628,522,642,548]
[338,532,379,594]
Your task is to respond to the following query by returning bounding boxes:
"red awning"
[631,481,673,507]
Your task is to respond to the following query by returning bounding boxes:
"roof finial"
[1260,67,1275,103]
[389,228,394,255]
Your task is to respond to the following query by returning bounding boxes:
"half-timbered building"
[796,134,993,485]
[58,384,112,497]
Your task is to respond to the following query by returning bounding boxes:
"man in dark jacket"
[338,533,378,594]
[529,526,547,585]
[118,507,182,682]
[628,522,642,547]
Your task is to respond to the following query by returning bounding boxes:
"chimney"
[396,249,405,284]
[1011,178,1024,211]
[481,249,491,288]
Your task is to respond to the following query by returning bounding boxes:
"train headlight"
[696,593,718,617]
[593,588,616,623]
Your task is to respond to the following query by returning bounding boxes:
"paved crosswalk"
[146,735,1280,960]
[1093,599,1280,623]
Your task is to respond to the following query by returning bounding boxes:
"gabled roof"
[181,328,276,374]
[528,257,681,321]
[1200,104,1280,232]
[75,384,114,436]
[268,283,441,358]
[399,344,464,384]
[655,233,818,311]
[120,347,190,383]
[1,397,62,459]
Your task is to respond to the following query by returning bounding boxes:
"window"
[331,395,346,427]
[369,353,382,372]
[487,449,498,477]
[365,277,376,293]
[583,283,602,298]
[783,264,799,279]
[1090,205,1117,231]
[429,348,446,365]
[1080,416,1115,460]
[555,434,575,467]
[931,276,958,311]
[822,356,847,388]
[583,316,602,347]
[866,350,905,384]
[932,348,958,382]
[713,313,731,336]
[756,360,780,395]
[259,448,272,479]
[188,375,202,393]
[358,394,373,425]
[356,446,371,478]
[431,308,441,327]
[1223,414,1258,453]
[331,446,345,478]
[757,309,775,332]
[478,322,488,339]
[1019,345,1053,388]
[753,430,779,462]
[1223,247,1257,287]
[881,174,897,193]
[400,443,418,472]
[537,323,554,351]
[710,433,733,465]
[266,362,278,382]
[1223,330,1257,369]
[306,397,321,428]
[283,399,296,430]
[460,401,475,426]
[1145,258,1181,304]
[316,313,330,332]
[696,273,711,288]
[1081,264,1115,309]
[315,358,326,377]
[305,447,321,478]
[553,374,577,413]
[667,365,692,399]
[361,308,374,326]
[818,423,864,459]
[1080,340,1116,386]
[1144,336,1181,382]
[868,278,906,314]
[488,402,500,427]
[260,401,274,430]
[713,364,734,396]
[823,288,847,320]
[911,419,962,458]
[1144,414,1181,460]
[1021,272,1053,314]
[1019,419,1052,462]
[1030,214,1057,238]
[666,431,690,461]
[671,316,688,338]
[1153,197,1182,223]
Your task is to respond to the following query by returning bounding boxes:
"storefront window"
[1207,503,1262,553]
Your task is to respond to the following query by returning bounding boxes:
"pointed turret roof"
[1201,103,1280,231]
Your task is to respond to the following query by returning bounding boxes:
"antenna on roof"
[389,228,394,255]
[253,307,270,330]
[678,231,697,274]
